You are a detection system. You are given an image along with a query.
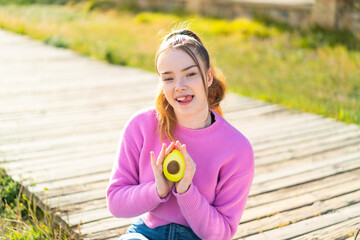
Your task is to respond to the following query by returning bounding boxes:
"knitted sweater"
[106,108,254,240]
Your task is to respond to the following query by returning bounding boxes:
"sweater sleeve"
[173,145,254,240]
[106,115,170,218]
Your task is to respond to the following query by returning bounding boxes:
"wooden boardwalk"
[1,28,359,239]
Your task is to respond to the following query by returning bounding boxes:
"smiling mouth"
[176,95,194,103]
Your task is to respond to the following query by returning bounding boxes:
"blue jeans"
[119,217,201,240]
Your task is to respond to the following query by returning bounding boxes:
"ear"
[207,68,214,87]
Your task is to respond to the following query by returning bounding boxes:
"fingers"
[157,142,176,166]
[152,141,183,167]
[165,142,176,155]
[175,141,196,170]
[156,143,167,166]
[150,151,156,167]
[175,141,187,159]
[150,149,175,198]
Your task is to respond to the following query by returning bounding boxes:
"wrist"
[176,183,191,194]
[158,189,169,198]
[160,194,168,199]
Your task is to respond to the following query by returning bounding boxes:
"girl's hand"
[150,142,176,198]
[175,140,196,194]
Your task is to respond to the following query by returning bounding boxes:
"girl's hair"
[155,29,227,142]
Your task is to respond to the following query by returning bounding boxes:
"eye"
[187,72,196,77]
[163,77,174,82]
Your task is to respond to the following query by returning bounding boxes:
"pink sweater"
[106,108,254,240]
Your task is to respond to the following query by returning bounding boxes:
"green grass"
[0,168,75,239]
[0,4,359,125]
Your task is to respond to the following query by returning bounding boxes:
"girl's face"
[157,49,213,120]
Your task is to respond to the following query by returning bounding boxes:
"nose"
[175,77,187,91]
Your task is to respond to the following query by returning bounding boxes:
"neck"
[176,108,212,130]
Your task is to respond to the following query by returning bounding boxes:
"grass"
[0,3,359,125]
[0,168,75,239]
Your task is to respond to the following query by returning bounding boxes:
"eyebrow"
[160,65,197,75]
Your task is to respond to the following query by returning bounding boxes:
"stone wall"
[189,0,313,27]
[133,0,187,12]
[336,0,360,37]
[311,0,360,37]
[120,0,360,37]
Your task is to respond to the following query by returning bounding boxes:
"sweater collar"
[174,109,222,139]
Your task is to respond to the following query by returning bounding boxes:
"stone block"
[311,0,338,28]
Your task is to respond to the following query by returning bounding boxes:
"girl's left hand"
[175,140,196,194]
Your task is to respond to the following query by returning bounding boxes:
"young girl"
[106,29,254,240]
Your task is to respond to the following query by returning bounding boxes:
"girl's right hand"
[150,142,176,198]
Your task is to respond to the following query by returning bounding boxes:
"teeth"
[176,97,186,101]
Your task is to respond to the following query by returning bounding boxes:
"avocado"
[163,149,185,182]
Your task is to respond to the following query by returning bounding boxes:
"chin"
[175,108,198,117]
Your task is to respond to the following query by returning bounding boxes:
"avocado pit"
[167,160,180,174]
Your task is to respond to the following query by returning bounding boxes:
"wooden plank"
[247,168,360,208]
[253,159,360,196]
[293,216,360,240]
[0,66,152,86]
[231,115,321,138]
[20,171,110,191]
[76,216,137,236]
[255,128,360,159]
[235,189,360,238]
[0,90,155,114]
[0,85,154,105]
[0,76,155,96]
[34,180,108,199]
[253,124,359,154]
[244,178,360,223]
[234,115,332,141]
[255,142,360,175]
[1,145,113,168]
[45,189,106,210]
[242,203,360,239]
[0,109,146,142]
[253,150,360,185]
[0,100,152,122]
[247,120,343,149]
[0,130,119,155]
[0,94,150,116]
[255,136,360,167]
[227,107,321,126]
[251,153,360,195]
[12,161,112,185]
[0,100,141,125]
[2,149,114,172]
[0,103,144,137]
[222,104,287,119]
[254,134,360,170]
[6,152,114,177]
[62,206,112,227]
[58,198,107,214]
[222,99,269,112]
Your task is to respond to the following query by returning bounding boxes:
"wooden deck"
[1,28,359,239]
